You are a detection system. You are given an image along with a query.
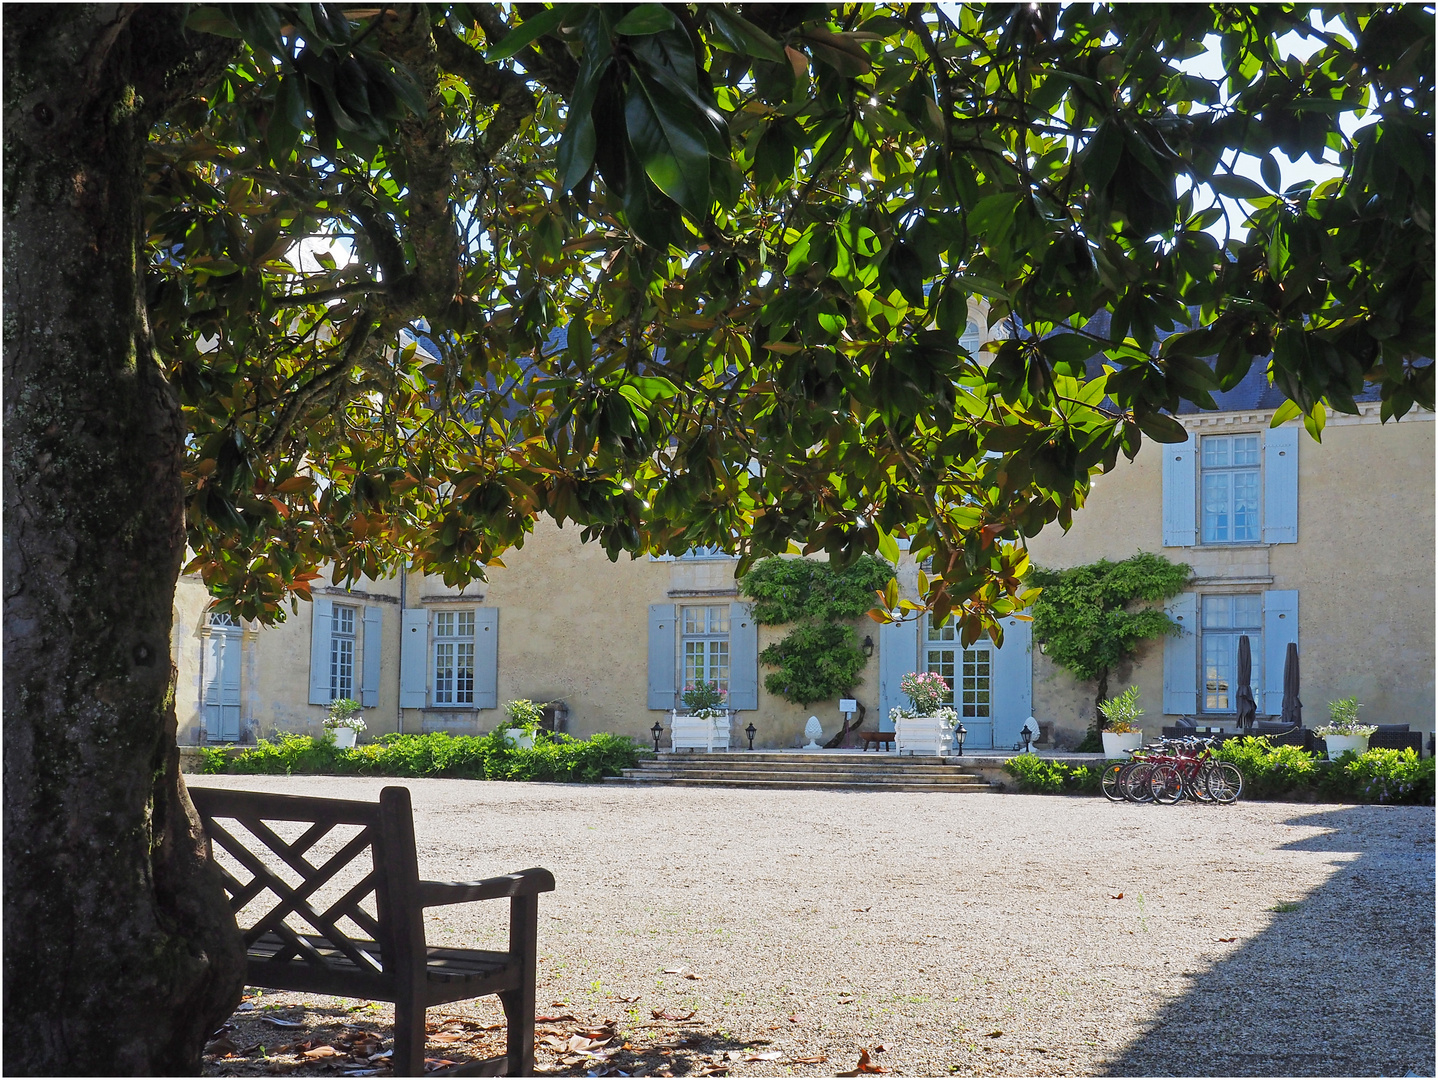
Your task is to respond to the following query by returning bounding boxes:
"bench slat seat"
[191,785,553,1077]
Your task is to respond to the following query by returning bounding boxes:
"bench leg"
[393,995,427,1077]
[502,893,539,1076]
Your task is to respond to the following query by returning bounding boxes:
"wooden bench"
[190,785,555,1077]
[857,730,893,752]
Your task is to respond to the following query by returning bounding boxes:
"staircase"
[605,750,994,793]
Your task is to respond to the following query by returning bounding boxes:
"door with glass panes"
[925,615,995,749]
[202,612,242,741]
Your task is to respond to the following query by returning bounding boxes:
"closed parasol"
[1280,641,1303,728]
[1235,634,1257,731]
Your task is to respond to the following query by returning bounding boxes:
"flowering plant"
[1098,686,1144,734]
[1315,697,1377,738]
[682,681,727,718]
[323,699,365,733]
[889,705,959,728]
[900,671,948,715]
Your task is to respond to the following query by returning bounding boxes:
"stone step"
[620,767,985,784]
[602,776,994,792]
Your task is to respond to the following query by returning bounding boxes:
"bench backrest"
[190,785,426,998]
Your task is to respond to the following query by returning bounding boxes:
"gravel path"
[194,775,1435,1078]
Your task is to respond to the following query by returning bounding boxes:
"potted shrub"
[890,671,957,756]
[1098,686,1145,759]
[498,699,546,750]
[1315,697,1376,760]
[324,698,365,748]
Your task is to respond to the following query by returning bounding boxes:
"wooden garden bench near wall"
[190,785,555,1077]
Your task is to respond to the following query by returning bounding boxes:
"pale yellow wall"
[172,575,212,741]
[1026,406,1435,741]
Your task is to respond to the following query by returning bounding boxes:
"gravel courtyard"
[194,775,1434,1078]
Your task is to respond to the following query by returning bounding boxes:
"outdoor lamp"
[745,722,757,750]
[1020,726,1034,754]
[862,635,874,658]
[955,722,967,757]
[651,721,663,753]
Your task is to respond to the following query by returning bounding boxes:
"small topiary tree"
[1029,552,1191,749]
[739,555,892,744]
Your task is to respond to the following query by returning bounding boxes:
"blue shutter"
[203,628,242,740]
[990,615,1032,750]
[361,606,383,708]
[1263,427,1299,544]
[1162,431,1197,547]
[647,604,677,710]
[474,608,499,709]
[1263,590,1298,715]
[877,617,918,732]
[399,609,428,708]
[1162,592,1198,715]
[308,597,335,705]
[728,602,758,711]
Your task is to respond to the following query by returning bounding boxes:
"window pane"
[1232,470,1260,541]
[1233,435,1260,466]
[435,610,454,637]
[331,637,354,700]
[707,606,729,635]
[456,642,474,704]
[683,608,704,635]
[1202,595,1233,628]
[335,604,355,635]
[456,610,475,637]
[708,640,729,690]
[961,648,990,717]
[1234,594,1262,628]
[929,614,955,642]
[434,642,454,703]
[1203,634,1235,711]
[1202,436,1230,468]
[1201,473,1230,542]
[926,647,956,707]
[684,641,706,688]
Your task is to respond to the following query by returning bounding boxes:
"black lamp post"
[745,722,757,750]
[651,721,663,753]
[954,722,967,757]
[1020,725,1034,754]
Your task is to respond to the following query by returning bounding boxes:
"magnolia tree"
[3,3,1432,1072]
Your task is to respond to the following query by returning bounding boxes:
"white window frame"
[1199,433,1262,545]
[330,604,357,702]
[925,614,992,719]
[1199,594,1263,714]
[432,609,476,706]
[680,605,730,694]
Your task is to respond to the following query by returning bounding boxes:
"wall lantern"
[745,722,757,751]
[862,635,874,658]
[651,721,663,754]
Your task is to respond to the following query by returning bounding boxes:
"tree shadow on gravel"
[1103,805,1435,1078]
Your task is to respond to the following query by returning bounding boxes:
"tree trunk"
[1094,668,1110,729]
[3,7,244,1073]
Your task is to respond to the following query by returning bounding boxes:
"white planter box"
[1102,731,1143,758]
[670,711,732,752]
[330,727,357,749]
[505,731,535,750]
[1323,733,1370,760]
[894,714,954,756]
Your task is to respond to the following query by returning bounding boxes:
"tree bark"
[3,7,245,1073]
[1095,667,1110,729]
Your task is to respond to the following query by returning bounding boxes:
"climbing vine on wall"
[739,555,892,707]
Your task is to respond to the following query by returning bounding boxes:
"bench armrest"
[417,867,556,908]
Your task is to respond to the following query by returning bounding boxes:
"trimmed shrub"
[1212,737,1322,800]
[1003,755,1102,795]
[1320,747,1434,805]
[204,730,647,784]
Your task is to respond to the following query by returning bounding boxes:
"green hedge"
[1002,738,1434,805]
[199,730,648,784]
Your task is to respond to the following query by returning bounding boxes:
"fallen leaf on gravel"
[262,1017,305,1028]
[790,1055,828,1064]
[984,1030,1003,1038]
[650,1009,696,1022]
[205,1038,238,1057]
[787,1014,801,1023]
[683,973,703,980]
[537,1014,578,1023]
[430,1032,465,1045]
[303,1045,341,1059]
[578,1027,617,1040]
[1216,937,1237,943]
[236,1002,256,1012]
[744,1051,782,1061]
[873,1044,890,1052]
[615,995,642,1003]
[1110,893,1123,900]
[695,1067,728,1077]
[424,1059,458,1071]
[662,967,686,975]
[853,906,870,912]
[835,1048,887,1075]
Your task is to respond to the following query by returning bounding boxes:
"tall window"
[1201,594,1262,713]
[926,615,990,718]
[434,610,475,705]
[331,604,356,701]
[681,606,729,692]
[1201,434,1261,543]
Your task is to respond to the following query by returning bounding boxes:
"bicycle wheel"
[1150,763,1186,804]
[1123,762,1156,803]
[1189,763,1216,802]
[1206,761,1244,804]
[1101,762,1128,802]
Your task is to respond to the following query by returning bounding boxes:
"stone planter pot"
[1322,732,1370,760]
[330,727,357,749]
[1101,730,1144,759]
[503,729,535,750]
